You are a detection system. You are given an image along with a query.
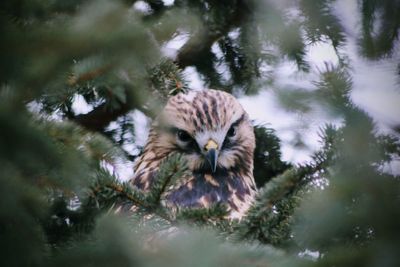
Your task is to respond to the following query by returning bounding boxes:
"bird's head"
[153,89,255,175]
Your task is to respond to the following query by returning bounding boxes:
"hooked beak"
[204,139,219,173]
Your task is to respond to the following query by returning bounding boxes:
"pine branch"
[89,154,189,224]
[71,60,187,132]
[145,153,188,206]
[103,182,149,211]
[73,101,134,132]
[232,168,309,244]
[300,0,346,48]
[175,1,249,68]
[232,124,338,245]
[175,203,229,224]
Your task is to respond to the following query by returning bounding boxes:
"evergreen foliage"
[253,125,291,187]
[1,1,399,267]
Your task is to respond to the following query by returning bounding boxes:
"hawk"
[130,89,256,218]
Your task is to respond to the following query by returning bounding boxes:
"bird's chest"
[164,171,251,212]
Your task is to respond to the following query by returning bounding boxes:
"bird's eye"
[227,126,236,137]
[177,130,192,142]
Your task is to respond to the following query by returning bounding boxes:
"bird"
[129,89,256,219]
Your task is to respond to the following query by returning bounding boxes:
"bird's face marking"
[156,89,255,174]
